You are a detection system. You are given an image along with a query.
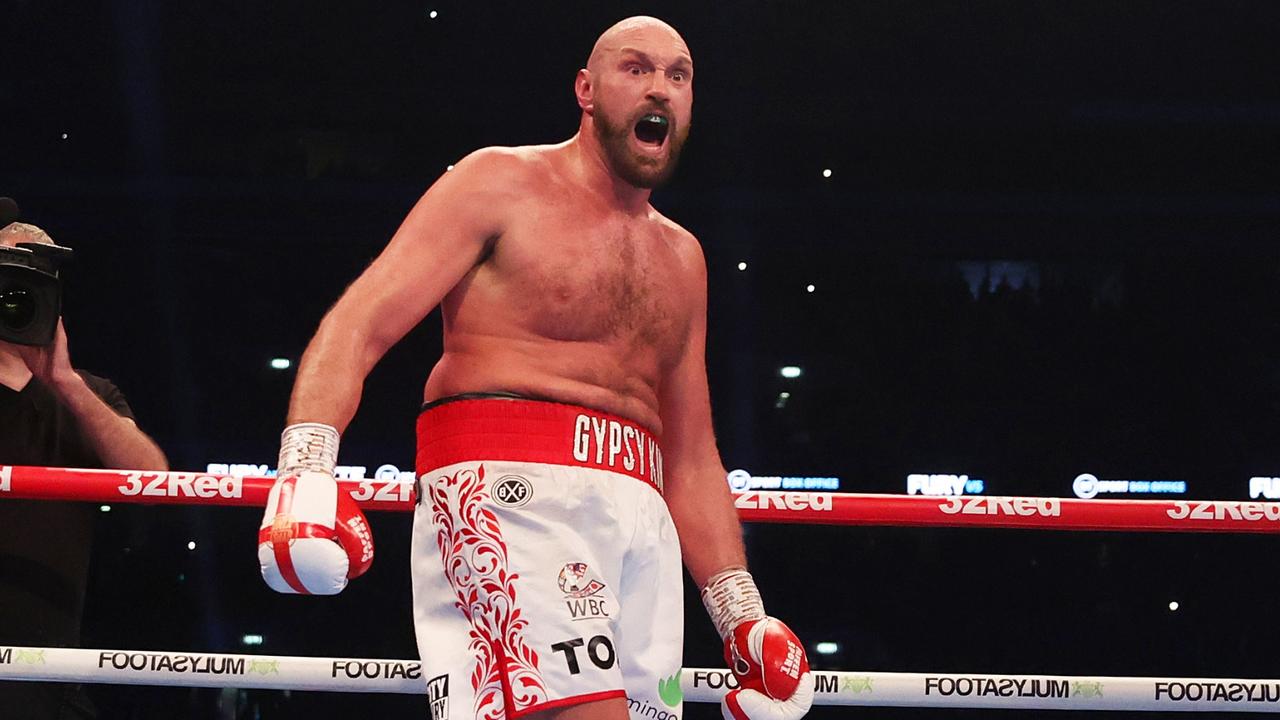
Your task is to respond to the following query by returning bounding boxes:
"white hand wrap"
[277,422,340,477]
[259,422,373,595]
[701,567,767,641]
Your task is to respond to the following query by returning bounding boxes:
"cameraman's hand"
[12,317,168,469]
[16,319,76,389]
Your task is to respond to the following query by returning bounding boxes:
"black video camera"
[0,241,75,346]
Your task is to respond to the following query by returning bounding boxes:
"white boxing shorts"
[412,395,684,720]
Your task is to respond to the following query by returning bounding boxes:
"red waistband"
[415,397,664,494]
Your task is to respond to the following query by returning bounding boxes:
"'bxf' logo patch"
[493,476,533,508]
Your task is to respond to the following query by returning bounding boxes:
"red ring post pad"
[6,465,1280,533]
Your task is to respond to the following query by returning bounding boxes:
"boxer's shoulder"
[432,146,555,224]
[648,210,705,279]
[452,145,547,184]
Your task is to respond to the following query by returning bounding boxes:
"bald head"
[576,15,694,189]
[587,16,691,72]
[0,222,55,249]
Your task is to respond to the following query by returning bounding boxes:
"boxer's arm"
[661,232,814,720]
[658,233,746,587]
[287,149,516,430]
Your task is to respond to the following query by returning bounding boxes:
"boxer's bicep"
[289,149,521,427]
[658,236,746,586]
[329,148,517,363]
[659,280,717,476]
[659,234,718,470]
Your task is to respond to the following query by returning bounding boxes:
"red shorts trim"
[509,689,628,718]
[416,397,665,494]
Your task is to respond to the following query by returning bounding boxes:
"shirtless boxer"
[258,16,814,720]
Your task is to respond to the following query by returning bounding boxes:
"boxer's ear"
[575,69,594,114]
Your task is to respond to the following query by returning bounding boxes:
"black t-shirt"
[0,371,134,646]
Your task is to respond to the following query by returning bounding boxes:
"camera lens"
[0,287,36,330]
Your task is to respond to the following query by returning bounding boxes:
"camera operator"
[0,220,168,720]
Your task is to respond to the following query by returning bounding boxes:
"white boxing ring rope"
[4,465,1280,712]
[3,646,1280,712]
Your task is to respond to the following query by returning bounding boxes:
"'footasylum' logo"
[1156,681,1280,703]
[926,677,1069,699]
[628,697,678,720]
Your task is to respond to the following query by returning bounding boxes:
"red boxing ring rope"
[3,464,1280,532]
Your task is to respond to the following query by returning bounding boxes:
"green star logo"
[658,672,683,707]
[248,659,280,675]
[843,676,874,694]
[15,650,45,665]
[1072,681,1104,698]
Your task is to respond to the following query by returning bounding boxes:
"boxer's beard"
[594,106,689,189]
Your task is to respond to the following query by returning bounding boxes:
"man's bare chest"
[493,211,690,355]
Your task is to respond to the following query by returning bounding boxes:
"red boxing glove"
[258,469,374,594]
[258,423,375,595]
[726,617,810,698]
[702,569,815,720]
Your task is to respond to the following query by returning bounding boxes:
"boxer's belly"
[422,333,665,436]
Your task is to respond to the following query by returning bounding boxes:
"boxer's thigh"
[613,483,684,720]
[413,460,632,719]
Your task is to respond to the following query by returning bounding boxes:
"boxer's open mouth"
[634,114,669,147]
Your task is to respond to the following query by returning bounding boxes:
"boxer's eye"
[634,115,669,144]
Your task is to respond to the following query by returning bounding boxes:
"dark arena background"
[3,1,1279,719]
